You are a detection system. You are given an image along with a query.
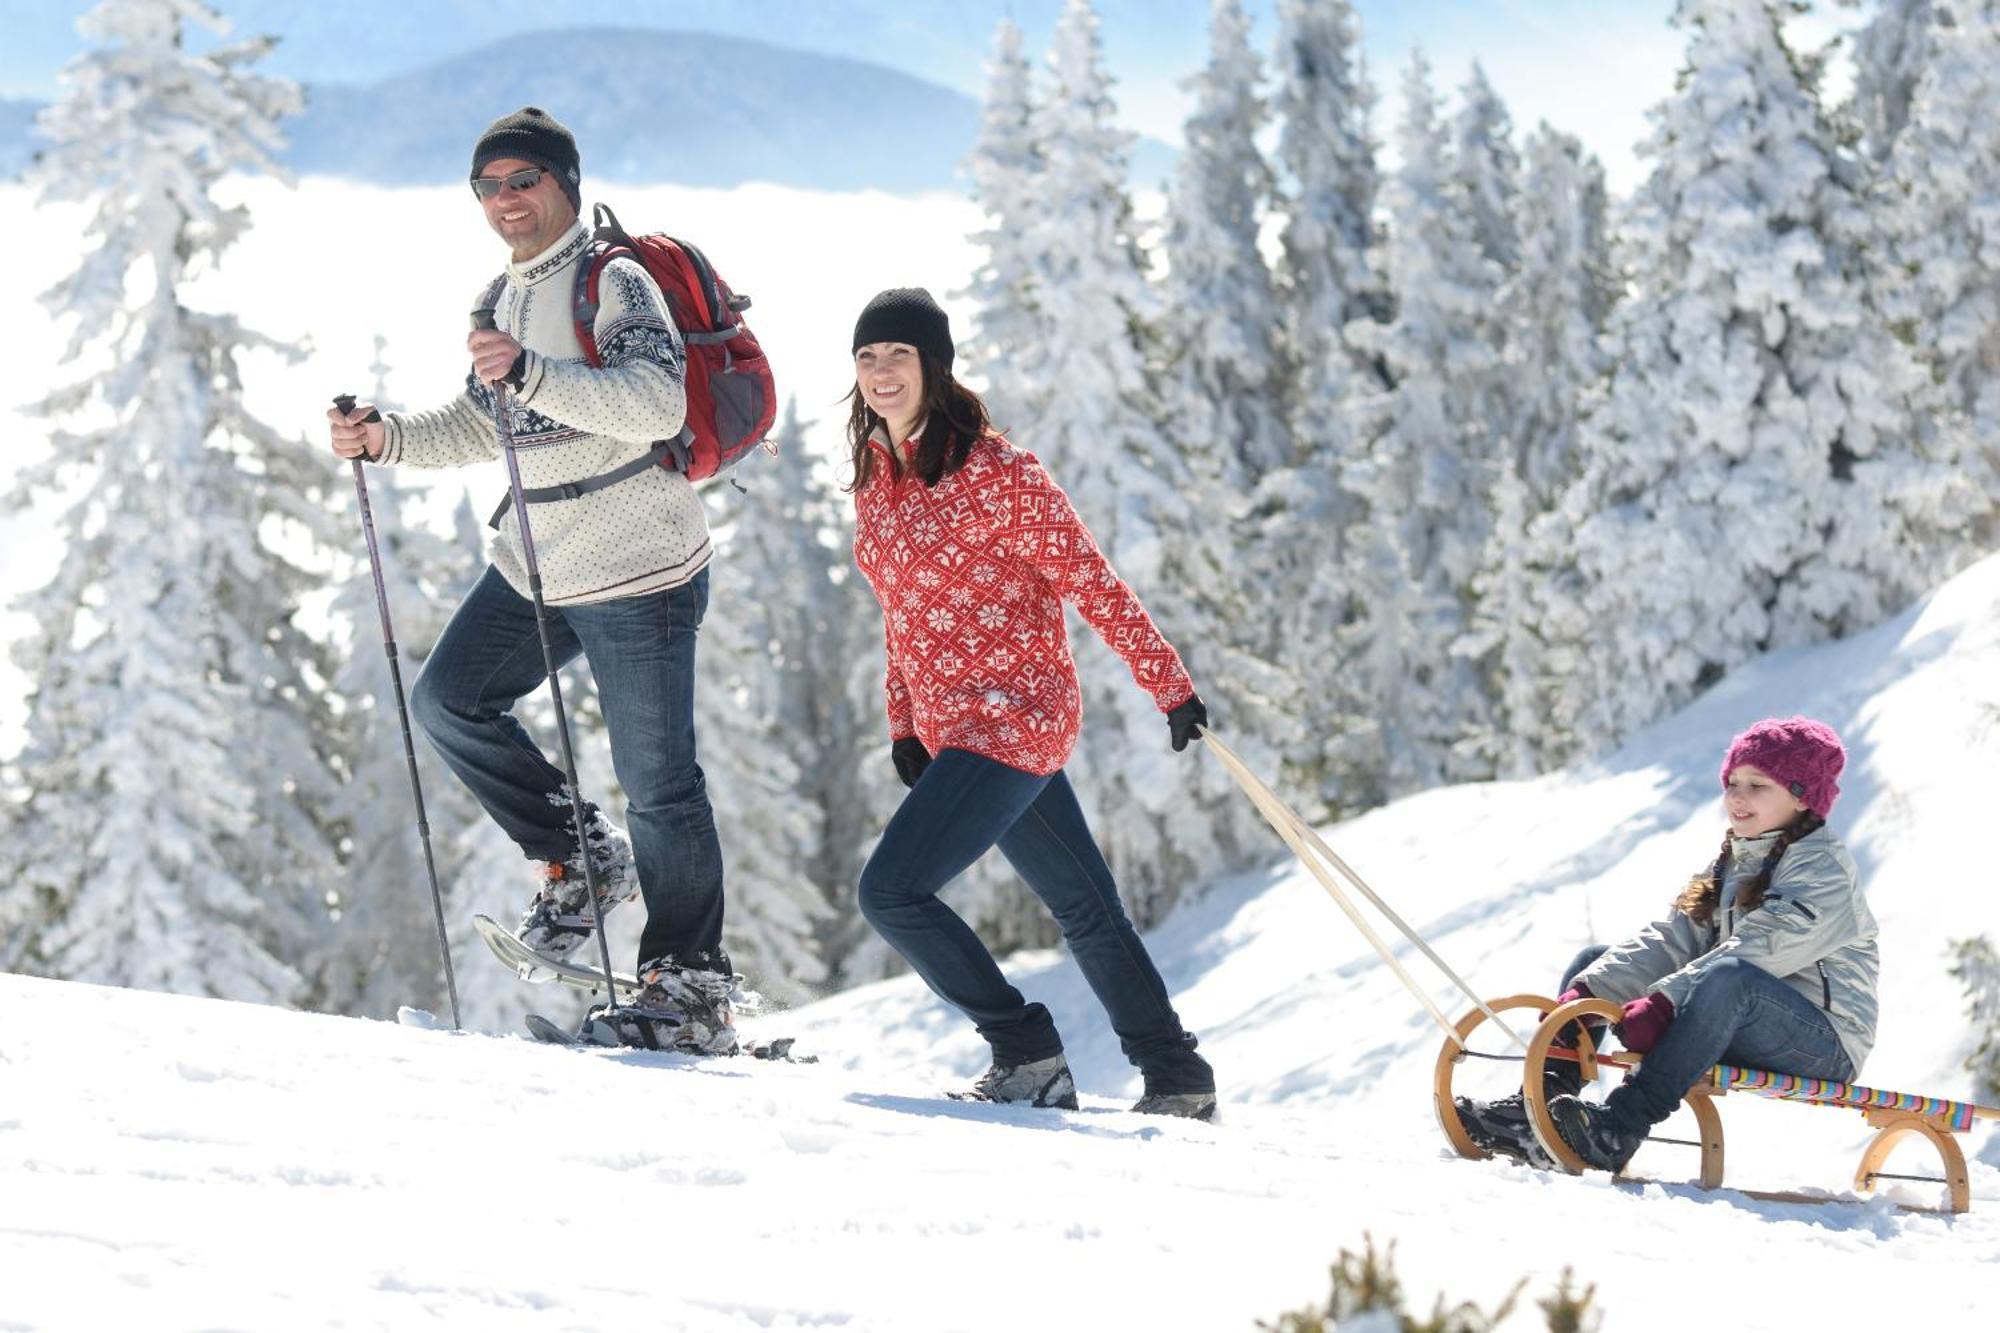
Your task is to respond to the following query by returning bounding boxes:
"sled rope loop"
[1199,730,1528,1055]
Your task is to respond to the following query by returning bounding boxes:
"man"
[327,106,736,1052]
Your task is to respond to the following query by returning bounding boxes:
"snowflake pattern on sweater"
[853,430,1195,776]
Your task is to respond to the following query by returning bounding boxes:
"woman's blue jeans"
[858,748,1212,1093]
[1559,946,1853,1132]
[409,565,726,973]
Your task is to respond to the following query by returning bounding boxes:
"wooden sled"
[1433,994,1997,1214]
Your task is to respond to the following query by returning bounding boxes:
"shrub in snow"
[1258,1232,1597,1332]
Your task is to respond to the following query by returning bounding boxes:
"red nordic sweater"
[853,428,1196,777]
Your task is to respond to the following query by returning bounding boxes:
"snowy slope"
[5,556,1999,1330]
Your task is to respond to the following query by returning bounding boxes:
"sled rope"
[1201,730,1528,1054]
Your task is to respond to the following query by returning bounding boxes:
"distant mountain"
[288,28,985,192]
[1,27,1175,194]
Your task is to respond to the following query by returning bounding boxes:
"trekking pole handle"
[331,393,382,424]
[470,307,498,333]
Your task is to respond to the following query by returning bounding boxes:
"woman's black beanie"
[853,287,955,370]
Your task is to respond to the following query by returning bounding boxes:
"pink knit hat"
[1721,717,1846,819]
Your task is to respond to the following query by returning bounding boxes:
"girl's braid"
[1673,811,1824,926]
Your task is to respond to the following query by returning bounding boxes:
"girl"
[845,287,1216,1120]
[1463,716,1879,1171]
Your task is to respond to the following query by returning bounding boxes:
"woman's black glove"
[891,736,933,788]
[1166,694,1208,752]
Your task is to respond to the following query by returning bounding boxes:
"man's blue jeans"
[858,748,1212,1094]
[1560,946,1853,1132]
[410,565,726,973]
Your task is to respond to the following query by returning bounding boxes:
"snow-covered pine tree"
[1000,0,1253,925]
[1161,0,1285,489]
[1555,0,1991,748]
[4,0,338,1002]
[1450,63,1523,275]
[1256,0,1387,817]
[1458,127,1616,775]
[691,402,857,1005]
[1850,0,1935,164]
[1506,130,1614,513]
[1149,0,1306,843]
[317,342,490,1021]
[961,18,1042,431]
[1879,0,2000,528]
[1951,935,2000,1100]
[1338,50,1507,797]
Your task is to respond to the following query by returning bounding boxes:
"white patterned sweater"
[376,220,710,606]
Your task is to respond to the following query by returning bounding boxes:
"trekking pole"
[334,394,463,1031]
[1199,728,1529,1055]
[470,308,625,1007]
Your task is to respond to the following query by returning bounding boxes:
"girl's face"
[1723,764,1807,837]
[854,341,923,435]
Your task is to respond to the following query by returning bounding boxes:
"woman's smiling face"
[854,341,922,434]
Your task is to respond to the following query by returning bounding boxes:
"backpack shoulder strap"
[571,239,637,368]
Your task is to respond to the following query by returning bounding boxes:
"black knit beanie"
[852,287,955,371]
[471,106,582,213]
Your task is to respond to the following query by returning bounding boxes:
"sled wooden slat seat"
[1433,994,1998,1214]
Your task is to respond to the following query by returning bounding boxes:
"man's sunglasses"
[470,167,545,200]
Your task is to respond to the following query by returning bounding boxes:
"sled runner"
[1434,994,1999,1214]
[472,912,642,1002]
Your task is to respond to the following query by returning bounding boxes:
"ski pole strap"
[487,438,687,529]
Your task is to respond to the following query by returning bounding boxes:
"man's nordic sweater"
[376,220,709,607]
[853,428,1196,777]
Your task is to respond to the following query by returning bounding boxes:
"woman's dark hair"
[843,348,992,493]
[1673,809,1825,927]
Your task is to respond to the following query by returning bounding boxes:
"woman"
[845,287,1216,1119]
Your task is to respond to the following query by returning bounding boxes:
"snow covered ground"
[5,549,1999,1329]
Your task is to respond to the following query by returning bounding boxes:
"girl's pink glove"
[1616,993,1676,1053]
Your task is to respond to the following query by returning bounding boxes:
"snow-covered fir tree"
[1450,63,1523,275]
[1879,0,2000,515]
[692,404,866,1006]
[1554,0,1992,748]
[1504,130,1614,512]
[1457,127,1615,775]
[1850,0,1936,163]
[3,0,338,1002]
[1160,0,1285,488]
[960,18,1042,430]
[1255,0,1387,816]
[1338,51,1508,798]
[316,391,489,1023]
[1952,935,2000,1099]
[988,0,1255,926]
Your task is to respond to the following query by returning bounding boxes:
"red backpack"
[575,203,776,482]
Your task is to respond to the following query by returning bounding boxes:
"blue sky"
[0,2,1856,193]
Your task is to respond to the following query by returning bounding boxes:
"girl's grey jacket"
[1574,825,1879,1077]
